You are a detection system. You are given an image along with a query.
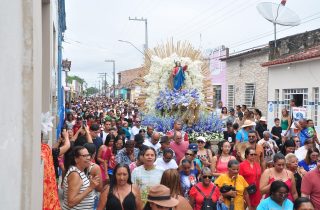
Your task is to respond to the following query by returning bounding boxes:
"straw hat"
[260,116,267,122]
[241,120,255,128]
[147,185,179,208]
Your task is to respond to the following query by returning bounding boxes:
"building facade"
[223,46,269,115]
[0,0,65,209]
[117,67,144,101]
[263,29,320,128]
[209,46,228,107]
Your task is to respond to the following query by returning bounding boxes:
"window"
[244,83,255,107]
[214,85,222,102]
[227,85,235,108]
[283,89,308,110]
[313,87,319,126]
[275,89,279,118]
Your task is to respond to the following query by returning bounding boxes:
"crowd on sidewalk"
[43,96,319,210]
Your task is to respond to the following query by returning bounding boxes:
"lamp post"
[62,59,71,101]
[118,39,151,61]
[105,59,115,98]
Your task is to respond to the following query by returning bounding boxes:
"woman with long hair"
[257,180,293,209]
[131,147,164,202]
[196,137,213,169]
[281,139,296,155]
[260,153,298,201]
[239,147,262,210]
[298,147,320,172]
[62,146,99,210]
[97,134,117,185]
[160,169,192,210]
[97,163,142,210]
[281,108,292,140]
[212,140,236,177]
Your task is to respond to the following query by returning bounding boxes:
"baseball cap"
[188,143,198,152]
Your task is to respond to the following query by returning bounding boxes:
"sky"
[63,0,320,87]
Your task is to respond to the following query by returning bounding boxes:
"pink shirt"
[301,169,320,209]
[170,141,189,164]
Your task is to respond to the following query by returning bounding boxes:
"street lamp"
[105,59,116,98]
[118,39,151,61]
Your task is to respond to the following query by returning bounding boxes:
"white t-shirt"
[154,158,178,171]
[143,140,161,151]
[130,126,140,140]
[295,146,308,161]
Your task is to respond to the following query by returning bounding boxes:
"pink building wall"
[209,46,228,107]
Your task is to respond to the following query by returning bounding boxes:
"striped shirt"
[63,166,94,210]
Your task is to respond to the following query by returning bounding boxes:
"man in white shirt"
[258,131,279,164]
[101,120,111,144]
[130,117,141,139]
[144,132,161,151]
[155,148,178,170]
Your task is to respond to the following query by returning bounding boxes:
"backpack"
[195,185,217,210]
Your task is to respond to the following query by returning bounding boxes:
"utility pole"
[105,60,116,98]
[98,73,108,97]
[129,17,148,51]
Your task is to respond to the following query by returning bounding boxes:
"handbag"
[247,163,258,195]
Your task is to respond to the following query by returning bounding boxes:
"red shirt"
[189,183,220,210]
[170,141,189,164]
[301,168,320,209]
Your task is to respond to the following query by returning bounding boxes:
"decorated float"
[137,40,223,142]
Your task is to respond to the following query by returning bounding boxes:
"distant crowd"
[47,97,318,210]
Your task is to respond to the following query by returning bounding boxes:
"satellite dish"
[257,2,300,47]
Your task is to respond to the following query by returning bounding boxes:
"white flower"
[41,112,54,135]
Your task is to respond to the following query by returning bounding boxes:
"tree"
[66,75,87,95]
[86,87,99,96]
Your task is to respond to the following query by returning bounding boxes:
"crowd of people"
[47,97,319,210]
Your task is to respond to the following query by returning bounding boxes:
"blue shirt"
[257,197,293,210]
[298,159,317,172]
[236,129,249,142]
[300,127,314,146]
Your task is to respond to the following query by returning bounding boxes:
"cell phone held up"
[82,120,87,128]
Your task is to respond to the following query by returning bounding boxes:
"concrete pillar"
[0,0,43,209]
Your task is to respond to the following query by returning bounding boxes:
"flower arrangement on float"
[141,112,224,143]
[139,41,224,142]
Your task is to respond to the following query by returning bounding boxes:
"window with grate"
[313,87,319,126]
[283,89,308,110]
[227,85,235,108]
[275,89,279,118]
[214,85,222,102]
[244,83,255,107]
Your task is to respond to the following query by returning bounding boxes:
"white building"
[263,29,320,130]
[0,0,64,209]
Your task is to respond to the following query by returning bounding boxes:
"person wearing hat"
[255,116,268,140]
[196,136,213,168]
[226,108,236,125]
[157,136,176,160]
[144,184,179,210]
[236,120,255,144]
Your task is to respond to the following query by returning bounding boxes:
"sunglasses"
[249,153,257,156]
[185,153,193,156]
[202,175,212,179]
[197,141,205,144]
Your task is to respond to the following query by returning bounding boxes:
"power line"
[229,15,320,49]
[178,0,260,40]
